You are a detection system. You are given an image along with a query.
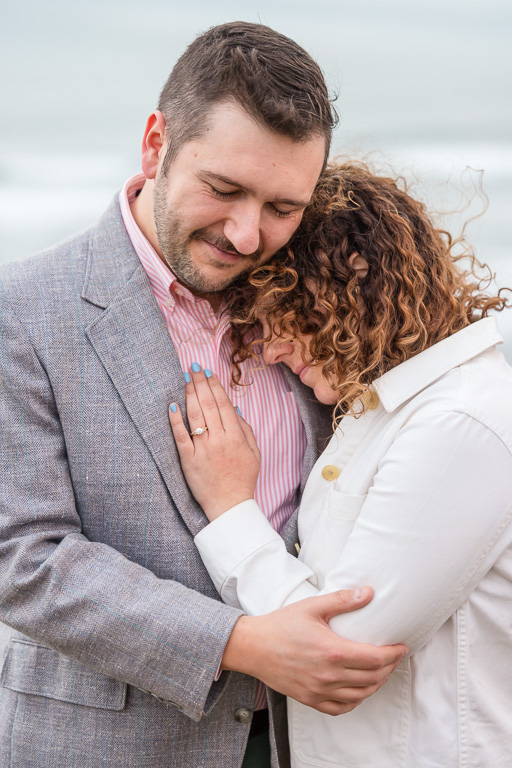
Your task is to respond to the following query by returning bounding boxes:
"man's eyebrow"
[202,171,312,208]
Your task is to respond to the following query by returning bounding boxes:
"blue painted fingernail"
[204,368,212,378]
[191,362,201,373]
[184,372,191,383]
[169,403,177,413]
[236,406,242,416]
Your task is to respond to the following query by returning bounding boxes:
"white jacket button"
[322,465,340,481]
[364,390,380,410]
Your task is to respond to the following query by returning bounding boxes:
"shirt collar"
[118,173,196,306]
[372,317,503,413]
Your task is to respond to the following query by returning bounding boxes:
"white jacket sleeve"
[194,501,318,612]
[195,410,512,654]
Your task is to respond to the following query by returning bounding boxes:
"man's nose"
[223,204,262,256]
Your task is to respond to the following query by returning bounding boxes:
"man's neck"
[130,181,160,253]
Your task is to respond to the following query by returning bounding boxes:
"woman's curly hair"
[225,160,510,418]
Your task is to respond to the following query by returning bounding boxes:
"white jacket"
[196,318,512,768]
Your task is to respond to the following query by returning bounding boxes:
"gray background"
[1,0,511,356]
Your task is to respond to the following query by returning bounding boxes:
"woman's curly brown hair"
[225,160,510,418]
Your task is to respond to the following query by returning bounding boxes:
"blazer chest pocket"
[1,640,127,711]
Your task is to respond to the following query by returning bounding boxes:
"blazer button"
[234,707,253,725]
[321,465,340,481]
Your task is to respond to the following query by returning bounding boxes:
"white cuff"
[194,500,280,593]
[195,500,318,614]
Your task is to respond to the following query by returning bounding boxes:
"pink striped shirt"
[119,175,306,709]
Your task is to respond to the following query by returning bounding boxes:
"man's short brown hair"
[158,21,337,172]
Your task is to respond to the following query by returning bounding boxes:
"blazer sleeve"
[195,409,512,655]
[0,296,242,721]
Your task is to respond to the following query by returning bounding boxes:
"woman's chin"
[313,384,339,406]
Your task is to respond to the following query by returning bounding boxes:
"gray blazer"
[0,199,329,768]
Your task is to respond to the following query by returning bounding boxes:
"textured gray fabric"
[0,198,329,768]
[1,640,127,710]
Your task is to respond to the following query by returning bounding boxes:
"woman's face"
[260,322,339,405]
[256,253,366,405]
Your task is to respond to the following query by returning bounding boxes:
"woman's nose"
[263,338,293,366]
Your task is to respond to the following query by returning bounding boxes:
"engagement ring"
[190,425,208,436]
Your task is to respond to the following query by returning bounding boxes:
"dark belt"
[249,708,269,739]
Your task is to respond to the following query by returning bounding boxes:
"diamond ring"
[190,425,208,437]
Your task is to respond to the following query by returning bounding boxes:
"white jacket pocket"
[325,487,367,520]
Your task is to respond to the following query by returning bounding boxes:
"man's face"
[152,102,326,293]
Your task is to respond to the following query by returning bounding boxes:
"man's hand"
[221,587,407,716]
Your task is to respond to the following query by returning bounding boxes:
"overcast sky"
[2,0,510,155]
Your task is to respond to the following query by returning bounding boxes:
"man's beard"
[153,173,263,293]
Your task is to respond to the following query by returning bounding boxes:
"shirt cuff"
[195,500,318,614]
[194,501,280,592]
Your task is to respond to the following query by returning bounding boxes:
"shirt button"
[321,465,341,481]
[234,707,253,725]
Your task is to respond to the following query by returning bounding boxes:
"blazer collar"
[81,196,142,309]
[373,317,503,413]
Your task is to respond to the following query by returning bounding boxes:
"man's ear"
[141,111,167,179]
[348,251,369,280]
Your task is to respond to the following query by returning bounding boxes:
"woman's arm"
[168,365,322,611]
[195,409,512,654]
[323,410,512,652]
[170,368,512,655]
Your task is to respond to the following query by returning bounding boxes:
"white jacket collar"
[372,317,503,413]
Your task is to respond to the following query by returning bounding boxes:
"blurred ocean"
[1,0,511,355]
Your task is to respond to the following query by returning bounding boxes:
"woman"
[168,162,512,767]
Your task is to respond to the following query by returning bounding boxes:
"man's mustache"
[191,228,263,261]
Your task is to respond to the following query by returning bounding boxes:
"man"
[0,22,405,768]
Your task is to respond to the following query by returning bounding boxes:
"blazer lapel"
[278,367,332,552]
[282,365,332,492]
[82,199,206,536]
